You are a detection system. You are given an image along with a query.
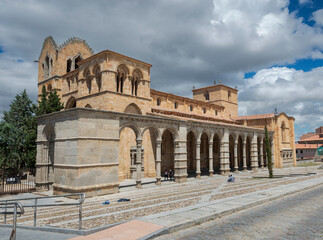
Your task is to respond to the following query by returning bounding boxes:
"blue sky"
[0,0,322,140]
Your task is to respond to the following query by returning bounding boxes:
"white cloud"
[0,0,322,138]
[239,66,323,139]
[312,9,323,26]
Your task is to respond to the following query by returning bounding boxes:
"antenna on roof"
[214,81,216,85]
[193,85,195,90]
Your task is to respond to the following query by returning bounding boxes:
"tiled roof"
[234,113,275,120]
[298,134,323,142]
[295,143,322,149]
[151,106,236,124]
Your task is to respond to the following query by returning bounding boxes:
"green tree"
[264,124,273,178]
[0,122,20,169]
[2,90,37,171]
[37,85,64,116]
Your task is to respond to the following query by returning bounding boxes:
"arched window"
[116,65,128,93]
[94,65,102,92]
[66,97,76,109]
[215,110,218,116]
[47,84,52,92]
[84,69,91,94]
[174,102,178,109]
[204,91,209,101]
[44,55,50,79]
[190,105,193,111]
[203,108,206,114]
[74,55,82,69]
[66,59,72,73]
[132,69,142,96]
[85,104,92,108]
[157,98,161,106]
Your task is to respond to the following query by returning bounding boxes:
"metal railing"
[0,193,85,230]
[0,202,24,240]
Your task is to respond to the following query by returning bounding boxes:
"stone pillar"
[196,140,201,178]
[220,129,230,175]
[251,134,258,171]
[234,138,238,173]
[260,138,264,169]
[243,137,247,171]
[156,140,162,185]
[136,139,142,188]
[173,124,188,183]
[209,140,214,176]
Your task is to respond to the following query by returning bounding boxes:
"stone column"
[136,139,142,188]
[196,140,201,178]
[251,134,258,171]
[260,138,264,169]
[209,140,214,176]
[155,140,162,185]
[173,124,188,183]
[220,129,230,175]
[243,137,247,171]
[234,138,238,173]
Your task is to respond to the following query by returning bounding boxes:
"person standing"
[164,169,168,180]
[169,169,173,181]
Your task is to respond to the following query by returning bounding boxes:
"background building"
[296,126,323,160]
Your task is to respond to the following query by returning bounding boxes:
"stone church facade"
[35,37,296,197]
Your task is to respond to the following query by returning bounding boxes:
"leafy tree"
[37,85,64,116]
[0,122,20,169]
[2,90,37,171]
[264,124,273,178]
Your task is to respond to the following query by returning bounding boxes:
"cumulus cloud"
[239,66,323,138]
[0,0,322,138]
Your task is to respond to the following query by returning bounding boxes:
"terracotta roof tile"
[234,113,275,120]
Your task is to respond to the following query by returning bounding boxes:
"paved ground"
[0,227,78,240]
[155,185,323,240]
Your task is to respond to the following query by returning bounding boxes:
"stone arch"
[213,132,221,173]
[161,129,175,177]
[141,126,159,178]
[161,127,179,141]
[141,126,161,141]
[85,104,92,108]
[65,96,76,109]
[186,131,196,176]
[124,103,142,115]
[200,132,209,174]
[42,124,55,185]
[119,123,140,139]
[93,64,102,92]
[119,126,137,181]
